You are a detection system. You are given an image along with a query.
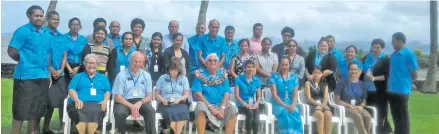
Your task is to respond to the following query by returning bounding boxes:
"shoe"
[42,130,55,134]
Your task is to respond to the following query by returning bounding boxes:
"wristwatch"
[221,106,226,110]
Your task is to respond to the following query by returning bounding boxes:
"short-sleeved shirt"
[134,36,151,52]
[268,72,299,102]
[65,33,88,64]
[338,58,363,80]
[83,43,111,72]
[115,47,135,73]
[68,72,111,103]
[363,52,386,91]
[162,34,190,53]
[191,68,231,105]
[188,35,201,73]
[283,55,306,79]
[112,69,153,100]
[256,52,278,85]
[234,74,262,107]
[156,74,190,100]
[108,34,122,49]
[197,34,227,60]
[248,37,262,55]
[49,29,67,76]
[335,79,367,106]
[9,23,51,80]
[388,47,418,95]
[224,40,240,69]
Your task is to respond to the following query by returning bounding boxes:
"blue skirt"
[272,102,303,134]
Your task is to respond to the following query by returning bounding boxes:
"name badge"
[249,98,254,105]
[154,65,159,72]
[133,89,138,97]
[285,90,289,101]
[90,87,97,96]
[170,96,176,102]
[351,99,356,106]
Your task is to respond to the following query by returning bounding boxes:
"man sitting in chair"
[112,51,156,134]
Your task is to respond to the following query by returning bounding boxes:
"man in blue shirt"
[197,19,228,69]
[162,20,190,52]
[224,25,240,70]
[188,22,206,85]
[7,5,51,134]
[108,21,122,49]
[387,32,418,134]
[112,52,156,134]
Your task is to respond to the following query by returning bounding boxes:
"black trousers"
[388,92,410,134]
[113,98,156,134]
[367,91,393,134]
[238,107,260,134]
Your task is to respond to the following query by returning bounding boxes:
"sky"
[0,0,433,43]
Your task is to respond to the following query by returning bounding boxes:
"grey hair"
[205,53,219,64]
[83,53,99,65]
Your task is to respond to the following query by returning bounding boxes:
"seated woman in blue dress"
[337,45,363,80]
[268,57,303,134]
[335,62,372,134]
[67,53,111,134]
[234,60,262,134]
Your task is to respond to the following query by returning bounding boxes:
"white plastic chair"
[229,97,270,134]
[329,92,377,134]
[297,90,342,134]
[62,96,110,134]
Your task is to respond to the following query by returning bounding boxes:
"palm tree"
[198,0,209,24]
[43,0,58,26]
[423,0,438,94]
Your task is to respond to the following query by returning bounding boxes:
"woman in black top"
[305,37,337,91]
[163,32,190,78]
[361,39,392,134]
[146,32,165,86]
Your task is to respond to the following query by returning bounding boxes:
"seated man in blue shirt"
[112,51,156,134]
[387,32,418,134]
[197,19,227,69]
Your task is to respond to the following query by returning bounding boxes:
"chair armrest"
[296,103,308,124]
[262,100,273,121]
[365,106,377,125]
[103,100,110,121]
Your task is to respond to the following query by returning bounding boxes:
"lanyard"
[86,72,94,87]
[245,77,253,93]
[281,73,290,100]
[128,69,141,87]
[369,53,384,69]
[315,52,327,66]
[170,78,177,93]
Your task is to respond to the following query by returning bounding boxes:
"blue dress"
[268,72,303,134]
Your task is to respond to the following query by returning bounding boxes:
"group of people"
[8,5,418,134]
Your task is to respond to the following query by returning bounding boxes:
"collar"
[27,22,47,33]
[127,67,142,76]
[240,74,255,83]
[260,51,271,56]
[250,37,262,42]
[205,34,219,41]
[394,47,408,55]
[49,28,61,36]
[108,34,121,39]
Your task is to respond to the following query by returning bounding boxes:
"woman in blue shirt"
[338,45,363,80]
[335,62,372,134]
[65,17,88,81]
[108,32,136,86]
[234,60,262,134]
[268,57,303,134]
[67,53,111,134]
[155,57,190,134]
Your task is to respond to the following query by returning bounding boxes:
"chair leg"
[155,119,159,134]
[235,120,239,134]
[265,120,269,134]
[102,122,107,134]
[110,119,115,134]
[271,121,275,134]
[308,120,312,134]
[189,122,193,134]
[338,122,341,134]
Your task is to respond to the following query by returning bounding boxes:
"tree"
[43,0,58,26]
[197,0,209,24]
[423,0,438,94]
[356,48,367,60]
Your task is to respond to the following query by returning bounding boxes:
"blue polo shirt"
[197,34,227,61]
[224,40,240,69]
[65,33,88,64]
[156,74,190,100]
[338,58,363,80]
[112,69,153,100]
[330,49,344,63]
[9,23,51,80]
[188,35,201,73]
[108,34,122,49]
[388,47,418,95]
[49,29,67,76]
[234,74,261,107]
[115,47,136,73]
[191,68,231,105]
[68,72,111,103]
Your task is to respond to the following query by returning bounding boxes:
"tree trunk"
[43,0,58,26]
[423,0,438,94]
[197,0,209,24]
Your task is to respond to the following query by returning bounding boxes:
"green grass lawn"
[2,78,439,133]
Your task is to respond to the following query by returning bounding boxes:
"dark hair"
[325,35,335,42]
[253,23,263,30]
[281,26,295,38]
[68,17,81,28]
[93,27,107,39]
[371,38,385,48]
[345,45,358,53]
[149,32,163,49]
[121,32,134,41]
[26,5,44,17]
[244,60,256,68]
[46,11,59,19]
[238,39,250,47]
[131,18,145,31]
[285,39,298,53]
[93,18,106,28]
[318,37,328,46]
[262,37,272,44]
[196,22,205,27]
[348,62,359,70]
[224,25,235,32]
[172,32,184,41]
[392,32,406,44]
[168,56,183,76]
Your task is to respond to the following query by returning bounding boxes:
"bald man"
[162,20,190,52]
[112,51,156,134]
[108,21,122,48]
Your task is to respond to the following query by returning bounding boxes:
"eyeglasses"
[207,59,218,62]
[87,62,97,65]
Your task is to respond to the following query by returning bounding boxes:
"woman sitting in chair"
[304,67,333,134]
[155,57,191,134]
[67,53,111,134]
[335,62,372,134]
[234,60,262,134]
[268,57,303,134]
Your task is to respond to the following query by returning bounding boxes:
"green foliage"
[414,49,429,68]
[356,49,367,60]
